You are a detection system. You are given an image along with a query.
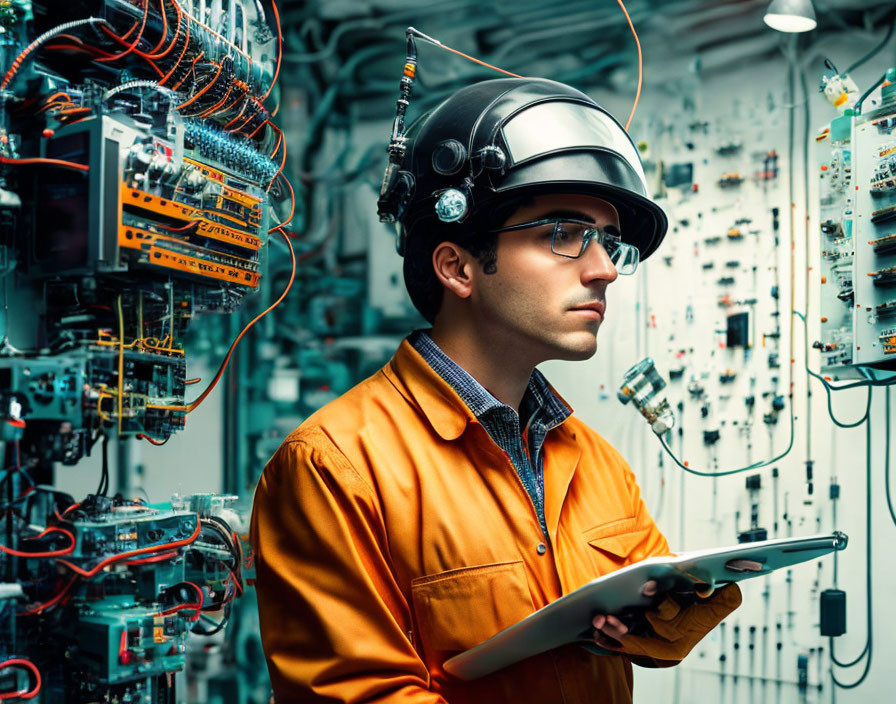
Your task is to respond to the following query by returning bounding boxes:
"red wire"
[97,1,150,62]
[177,60,223,109]
[616,0,642,130]
[135,432,168,446]
[124,550,178,565]
[260,0,282,101]
[217,89,248,119]
[229,569,244,595]
[0,526,75,558]
[269,177,295,232]
[228,101,261,133]
[160,581,203,620]
[195,83,233,118]
[182,228,295,413]
[158,16,191,86]
[0,156,88,172]
[0,658,41,699]
[247,118,270,139]
[146,0,182,59]
[223,98,250,130]
[172,51,204,91]
[57,520,200,578]
[17,576,77,617]
[146,0,169,54]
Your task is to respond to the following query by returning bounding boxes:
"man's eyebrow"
[536,209,596,223]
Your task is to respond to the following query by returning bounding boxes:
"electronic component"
[0,0,282,698]
[820,588,847,637]
[617,358,675,435]
[726,311,750,348]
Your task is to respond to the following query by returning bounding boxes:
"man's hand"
[590,559,763,652]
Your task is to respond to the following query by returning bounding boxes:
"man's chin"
[551,333,598,361]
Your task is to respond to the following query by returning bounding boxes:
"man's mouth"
[569,301,606,319]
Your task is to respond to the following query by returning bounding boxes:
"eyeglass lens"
[551,222,639,274]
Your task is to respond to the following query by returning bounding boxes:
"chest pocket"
[410,561,535,657]
[584,516,653,572]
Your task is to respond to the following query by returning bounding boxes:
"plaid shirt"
[410,330,571,537]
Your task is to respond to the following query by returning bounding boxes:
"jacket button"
[536,543,547,555]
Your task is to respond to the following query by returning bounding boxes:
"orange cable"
[174,228,295,413]
[96,25,164,76]
[616,0,642,130]
[247,118,270,139]
[176,60,223,109]
[158,16,191,86]
[146,2,181,59]
[269,124,283,160]
[439,44,522,78]
[171,50,204,91]
[195,83,233,118]
[267,127,287,192]
[268,177,294,232]
[0,156,88,172]
[222,96,250,129]
[146,0,169,54]
[97,1,150,62]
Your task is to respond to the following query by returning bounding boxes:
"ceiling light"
[763,0,817,33]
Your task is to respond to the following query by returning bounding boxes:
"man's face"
[470,193,621,362]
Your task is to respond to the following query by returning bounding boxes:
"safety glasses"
[491,218,640,275]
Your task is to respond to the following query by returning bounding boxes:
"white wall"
[538,34,893,704]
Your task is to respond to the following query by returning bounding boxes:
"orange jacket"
[251,339,741,703]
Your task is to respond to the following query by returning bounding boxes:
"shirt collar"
[388,330,571,439]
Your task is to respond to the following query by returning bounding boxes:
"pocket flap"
[584,516,652,561]
[587,528,652,559]
[411,561,534,655]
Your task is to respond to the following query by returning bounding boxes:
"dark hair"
[402,196,532,323]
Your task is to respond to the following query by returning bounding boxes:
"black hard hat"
[379,77,668,262]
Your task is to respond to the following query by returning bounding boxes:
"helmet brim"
[492,150,668,261]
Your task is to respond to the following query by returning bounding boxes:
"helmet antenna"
[377,29,419,224]
[377,28,522,224]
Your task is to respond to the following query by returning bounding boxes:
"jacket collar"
[383,338,477,441]
[383,337,576,444]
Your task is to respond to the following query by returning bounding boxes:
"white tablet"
[444,532,847,680]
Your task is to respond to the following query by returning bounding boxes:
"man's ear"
[432,241,474,300]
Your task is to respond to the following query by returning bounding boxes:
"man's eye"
[555,227,572,241]
[604,226,622,240]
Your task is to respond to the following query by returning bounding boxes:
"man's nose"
[579,238,619,284]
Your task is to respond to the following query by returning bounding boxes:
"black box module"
[820,588,847,637]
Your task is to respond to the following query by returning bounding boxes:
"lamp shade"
[763,0,817,32]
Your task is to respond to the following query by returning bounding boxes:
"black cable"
[657,405,794,477]
[97,435,109,497]
[191,602,231,636]
[830,398,873,685]
[885,388,895,529]
[817,376,873,428]
[845,13,896,75]
[855,73,886,115]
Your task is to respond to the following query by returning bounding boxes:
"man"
[251,78,742,703]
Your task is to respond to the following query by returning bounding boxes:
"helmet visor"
[500,101,647,191]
